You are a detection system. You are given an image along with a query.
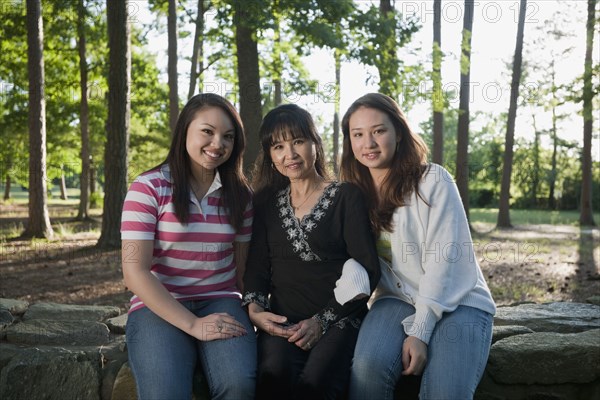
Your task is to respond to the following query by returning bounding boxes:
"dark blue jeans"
[126,297,256,400]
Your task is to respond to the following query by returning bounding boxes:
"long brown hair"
[165,93,250,231]
[340,93,429,235]
[251,104,329,205]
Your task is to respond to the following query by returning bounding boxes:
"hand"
[287,317,322,351]
[401,336,428,375]
[247,303,298,339]
[189,312,248,341]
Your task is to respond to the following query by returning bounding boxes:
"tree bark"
[59,166,68,200]
[580,0,596,226]
[168,0,179,134]
[188,0,204,99]
[234,1,262,172]
[332,48,341,176]
[497,0,527,228]
[377,0,398,99]
[455,0,475,220]
[97,0,130,249]
[432,0,444,165]
[3,174,11,200]
[24,0,53,239]
[77,0,90,220]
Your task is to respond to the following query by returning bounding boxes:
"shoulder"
[332,181,368,206]
[419,164,455,190]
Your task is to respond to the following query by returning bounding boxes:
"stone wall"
[1,298,599,400]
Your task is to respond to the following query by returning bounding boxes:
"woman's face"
[269,133,317,181]
[185,106,235,175]
[348,106,399,173]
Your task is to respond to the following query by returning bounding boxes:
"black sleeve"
[313,183,381,332]
[241,202,271,310]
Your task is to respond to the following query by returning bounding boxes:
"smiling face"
[269,132,318,181]
[348,106,399,177]
[185,106,235,176]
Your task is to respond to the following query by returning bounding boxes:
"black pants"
[256,324,359,400]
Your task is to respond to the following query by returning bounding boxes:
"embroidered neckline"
[276,182,341,262]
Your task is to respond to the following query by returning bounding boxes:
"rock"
[491,325,534,344]
[586,296,600,306]
[111,362,137,400]
[494,302,600,333]
[23,302,121,322]
[0,346,101,400]
[106,313,128,334]
[0,298,29,315]
[0,309,14,330]
[487,329,600,385]
[4,319,112,346]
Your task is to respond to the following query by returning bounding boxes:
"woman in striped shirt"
[121,93,256,400]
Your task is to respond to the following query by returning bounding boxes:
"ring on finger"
[217,324,223,333]
[307,341,311,349]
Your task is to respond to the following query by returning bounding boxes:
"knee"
[211,370,255,400]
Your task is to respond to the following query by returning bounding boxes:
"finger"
[401,346,411,374]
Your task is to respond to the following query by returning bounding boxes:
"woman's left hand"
[288,317,322,351]
[401,336,428,375]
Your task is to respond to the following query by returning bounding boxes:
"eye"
[352,132,362,138]
[293,139,305,145]
[374,128,386,134]
[202,129,213,135]
[224,133,235,141]
[272,144,283,150]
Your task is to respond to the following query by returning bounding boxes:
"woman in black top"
[243,104,381,399]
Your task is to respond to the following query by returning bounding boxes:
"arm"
[303,184,381,335]
[233,241,249,293]
[242,202,296,339]
[122,239,247,341]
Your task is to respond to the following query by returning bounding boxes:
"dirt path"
[1,206,598,314]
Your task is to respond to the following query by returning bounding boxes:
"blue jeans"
[349,298,493,400]
[126,297,257,400]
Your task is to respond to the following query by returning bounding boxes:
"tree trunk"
[4,173,11,200]
[97,0,131,249]
[76,0,90,220]
[332,48,341,176]
[378,0,398,99]
[548,65,558,210]
[59,165,68,200]
[455,0,475,220]
[188,0,204,99]
[531,114,540,206]
[234,1,262,172]
[580,0,596,226]
[432,0,444,165]
[24,0,53,239]
[497,0,527,228]
[168,0,179,134]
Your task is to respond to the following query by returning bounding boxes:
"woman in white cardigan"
[340,93,496,400]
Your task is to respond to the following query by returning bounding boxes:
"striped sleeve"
[121,176,159,240]
[235,200,253,243]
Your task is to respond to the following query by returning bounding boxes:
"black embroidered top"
[242,181,381,333]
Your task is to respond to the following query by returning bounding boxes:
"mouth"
[204,150,224,160]
[363,152,380,160]
[285,162,302,170]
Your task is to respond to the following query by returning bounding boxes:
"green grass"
[470,208,600,226]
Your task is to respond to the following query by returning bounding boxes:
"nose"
[283,143,297,159]
[365,133,377,148]
[212,134,225,148]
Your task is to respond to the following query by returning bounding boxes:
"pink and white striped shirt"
[121,164,253,313]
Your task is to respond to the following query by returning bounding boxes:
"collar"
[160,163,223,198]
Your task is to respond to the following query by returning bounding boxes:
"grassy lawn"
[470,208,600,226]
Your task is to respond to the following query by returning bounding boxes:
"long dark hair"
[165,93,250,231]
[251,104,329,205]
[340,93,429,235]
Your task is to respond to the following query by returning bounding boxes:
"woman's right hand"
[188,312,248,341]
[247,303,298,338]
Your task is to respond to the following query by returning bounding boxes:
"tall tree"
[378,0,399,98]
[497,0,527,228]
[24,0,53,238]
[233,0,262,171]
[432,0,444,164]
[97,0,131,248]
[168,0,179,133]
[455,0,475,218]
[332,48,341,175]
[76,0,91,220]
[188,0,205,99]
[580,0,597,226]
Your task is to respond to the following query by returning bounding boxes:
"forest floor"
[1,203,599,314]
